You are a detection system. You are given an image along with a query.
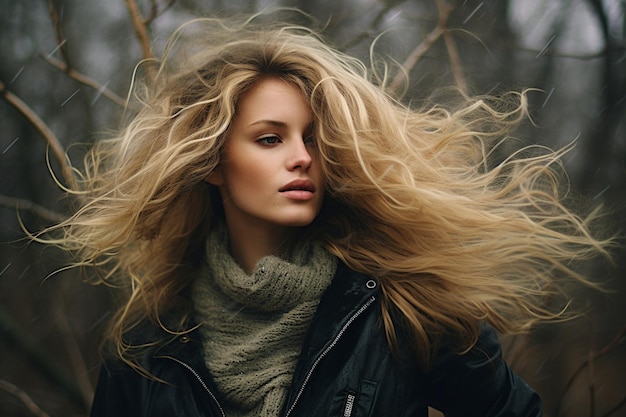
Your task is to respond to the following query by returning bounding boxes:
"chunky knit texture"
[192,229,337,417]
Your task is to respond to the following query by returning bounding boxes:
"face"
[209,77,324,239]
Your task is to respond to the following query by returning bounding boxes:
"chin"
[283,219,317,228]
[278,207,321,227]
[280,214,319,228]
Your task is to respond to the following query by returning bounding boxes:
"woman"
[50,14,609,417]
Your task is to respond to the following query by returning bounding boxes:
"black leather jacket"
[90,263,542,417]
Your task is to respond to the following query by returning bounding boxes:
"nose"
[288,139,313,171]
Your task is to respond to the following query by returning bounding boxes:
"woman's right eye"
[257,135,281,145]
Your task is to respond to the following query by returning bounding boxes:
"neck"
[223,220,296,273]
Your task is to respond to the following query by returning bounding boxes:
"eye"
[257,135,281,146]
[304,135,316,145]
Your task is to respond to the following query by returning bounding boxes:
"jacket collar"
[293,262,380,373]
[144,262,379,365]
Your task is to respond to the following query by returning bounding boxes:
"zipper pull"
[343,391,357,417]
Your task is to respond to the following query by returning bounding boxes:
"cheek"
[224,158,271,191]
[313,160,326,189]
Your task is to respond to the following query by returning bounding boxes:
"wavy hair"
[47,13,611,367]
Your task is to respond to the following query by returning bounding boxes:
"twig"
[599,396,626,417]
[442,26,467,95]
[0,81,77,190]
[48,0,72,69]
[0,380,51,417]
[587,321,596,417]
[0,308,88,409]
[53,291,93,405]
[341,2,399,51]
[144,0,177,25]
[146,0,159,24]
[45,0,126,108]
[553,326,626,417]
[0,195,64,223]
[125,0,155,79]
[388,0,455,93]
[41,55,126,107]
[513,44,615,60]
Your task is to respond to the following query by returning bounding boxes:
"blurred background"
[0,0,624,416]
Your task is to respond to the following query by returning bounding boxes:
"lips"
[279,179,316,193]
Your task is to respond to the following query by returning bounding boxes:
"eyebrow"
[248,120,287,128]
[248,120,315,132]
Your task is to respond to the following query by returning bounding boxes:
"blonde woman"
[52,13,609,417]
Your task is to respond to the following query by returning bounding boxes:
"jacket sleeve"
[424,324,542,417]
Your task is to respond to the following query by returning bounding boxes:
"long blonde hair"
[46,14,611,366]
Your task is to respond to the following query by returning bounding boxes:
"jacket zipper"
[160,355,226,417]
[283,295,376,417]
[160,294,375,417]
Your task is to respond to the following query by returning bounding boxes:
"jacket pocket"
[337,380,378,417]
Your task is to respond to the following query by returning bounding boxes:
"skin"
[208,77,325,272]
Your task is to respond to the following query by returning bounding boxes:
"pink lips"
[279,179,316,200]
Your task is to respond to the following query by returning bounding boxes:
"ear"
[206,167,224,186]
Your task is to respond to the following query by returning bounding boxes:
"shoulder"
[429,323,502,374]
[426,323,542,416]
[312,261,382,327]
[91,322,209,417]
[100,311,200,372]
[322,261,380,302]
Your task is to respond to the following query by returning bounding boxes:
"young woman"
[50,14,610,417]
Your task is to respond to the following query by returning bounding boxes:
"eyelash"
[256,135,316,146]
[257,135,281,145]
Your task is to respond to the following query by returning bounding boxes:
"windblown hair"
[48,13,611,367]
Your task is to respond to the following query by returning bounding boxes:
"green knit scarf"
[192,228,337,417]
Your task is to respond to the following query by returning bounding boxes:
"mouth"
[279,179,316,193]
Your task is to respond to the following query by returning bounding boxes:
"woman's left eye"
[257,135,281,145]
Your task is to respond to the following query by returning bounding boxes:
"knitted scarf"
[192,229,337,417]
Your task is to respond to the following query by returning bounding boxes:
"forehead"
[234,77,312,124]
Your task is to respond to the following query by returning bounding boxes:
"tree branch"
[553,326,626,417]
[0,380,51,417]
[45,1,126,108]
[512,43,621,60]
[0,195,64,223]
[0,81,76,191]
[41,55,126,107]
[53,293,93,405]
[439,0,465,93]
[144,0,177,26]
[48,0,72,69]
[389,0,455,94]
[0,308,88,409]
[600,396,626,417]
[125,0,155,79]
[341,1,401,51]
[442,28,467,95]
